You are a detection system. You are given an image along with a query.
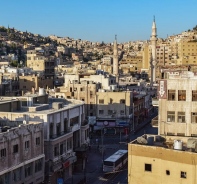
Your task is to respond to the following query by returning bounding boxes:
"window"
[23,86,26,89]
[120,110,124,115]
[13,167,21,182]
[25,141,29,150]
[178,112,185,123]
[181,171,187,179]
[109,98,113,104]
[166,170,170,175]
[108,110,113,115]
[67,138,72,150]
[178,90,186,101]
[167,111,175,122]
[120,99,125,104]
[35,159,42,173]
[99,99,104,104]
[24,79,27,82]
[54,146,59,157]
[168,90,175,101]
[191,112,197,123]
[99,110,104,115]
[60,144,64,155]
[145,163,152,172]
[25,163,32,178]
[0,148,6,157]
[192,90,197,101]
[36,137,40,146]
[13,144,18,154]
[56,123,61,135]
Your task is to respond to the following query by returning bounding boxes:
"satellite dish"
[137,137,148,145]
[23,120,27,125]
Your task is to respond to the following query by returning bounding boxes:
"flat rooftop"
[131,134,197,154]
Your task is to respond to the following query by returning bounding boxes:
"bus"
[103,150,128,173]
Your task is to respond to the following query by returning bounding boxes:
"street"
[66,113,158,184]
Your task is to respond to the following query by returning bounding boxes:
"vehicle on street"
[103,149,128,173]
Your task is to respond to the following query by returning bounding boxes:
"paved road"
[67,114,158,184]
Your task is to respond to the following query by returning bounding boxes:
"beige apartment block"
[158,71,197,137]
[156,44,171,66]
[96,91,133,118]
[56,80,100,116]
[19,74,53,93]
[64,74,116,91]
[128,135,197,184]
[26,49,55,78]
[0,122,45,184]
[120,55,143,74]
[178,40,197,57]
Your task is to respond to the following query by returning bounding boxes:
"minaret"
[150,16,157,85]
[113,35,118,76]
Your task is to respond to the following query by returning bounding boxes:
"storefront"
[94,119,130,135]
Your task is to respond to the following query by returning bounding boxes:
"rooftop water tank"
[147,136,154,145]
[174,140,183,150]
[39,88,45,95]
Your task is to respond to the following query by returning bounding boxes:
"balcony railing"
[81,120,88,126]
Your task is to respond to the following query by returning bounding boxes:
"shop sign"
[63,161,70,168]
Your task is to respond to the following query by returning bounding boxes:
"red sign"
[63,161,70,168]
[158,80,167,99]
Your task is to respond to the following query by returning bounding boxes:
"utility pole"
[101,128,104,162]
[133,102,135,133]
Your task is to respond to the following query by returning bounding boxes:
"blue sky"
[0,0,197,43]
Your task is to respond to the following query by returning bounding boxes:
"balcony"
[50,129,71,139]
[151,116,158,127]
[81,119,88,126]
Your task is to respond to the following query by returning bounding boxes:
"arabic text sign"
[158,80,167,99]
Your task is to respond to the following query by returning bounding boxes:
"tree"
[193,25,197,31]
[10,60,18,67]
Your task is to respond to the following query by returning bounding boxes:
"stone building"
[0,122,45,184]
[158,71,197,136]
[26,49,55,80]
[0,93,89,183]
[56,80,100,116]
[128,71,197,184]
[19,74,54,93]
[128,135,197,184]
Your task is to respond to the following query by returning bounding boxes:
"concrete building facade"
[0,122,45,184]
[0,95,89,183]
[128,135,197,184]
[158,71,197,137]
[128,71,197,184]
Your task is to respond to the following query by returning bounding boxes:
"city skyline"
[0,0,197,43]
